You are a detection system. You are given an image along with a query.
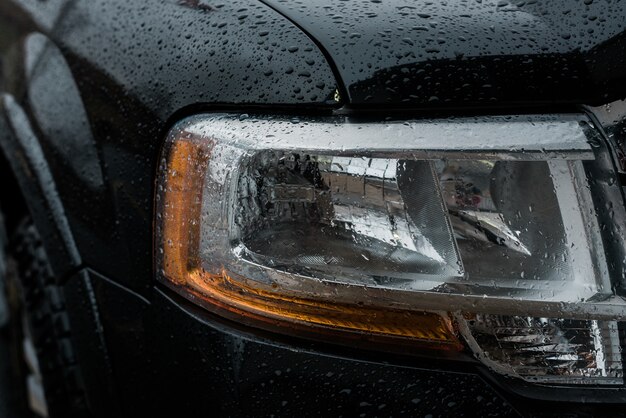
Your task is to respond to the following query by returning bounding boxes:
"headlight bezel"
[155,112,626,388]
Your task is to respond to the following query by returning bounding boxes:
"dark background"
[0,330,30,417]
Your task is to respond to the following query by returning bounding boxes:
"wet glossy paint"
[0,0,338,293]
[264,0,626,108]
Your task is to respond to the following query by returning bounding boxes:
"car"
[1,0,626,417]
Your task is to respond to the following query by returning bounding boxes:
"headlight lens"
[156,114,626,385]
[237,154,461,286]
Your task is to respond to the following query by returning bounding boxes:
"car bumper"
[57,269,626,417]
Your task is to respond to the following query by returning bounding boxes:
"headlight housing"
[156,114,626,386]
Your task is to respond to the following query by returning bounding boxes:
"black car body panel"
[263,0,626,108]
[0,0,339,295]
[1,0,626,416]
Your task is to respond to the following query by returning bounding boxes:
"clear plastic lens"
[461,314,624,384]
[234,153,602,301]
[236,153,461,287]
[157,114,626,384]
[438,160,595,298]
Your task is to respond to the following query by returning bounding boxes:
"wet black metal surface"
[264,0,626,108]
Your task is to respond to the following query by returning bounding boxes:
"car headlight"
[156,113,626,385]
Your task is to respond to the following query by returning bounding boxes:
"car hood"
[262,0,626,109]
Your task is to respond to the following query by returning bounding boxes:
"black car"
[1,0,626,417]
